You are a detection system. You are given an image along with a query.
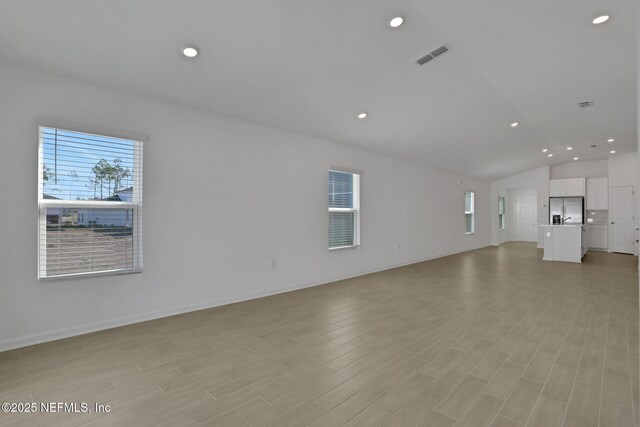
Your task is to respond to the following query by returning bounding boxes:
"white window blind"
[465,191,475,235]
[498,196,506,231]
[328,170,360,249]
[38,127,143,279]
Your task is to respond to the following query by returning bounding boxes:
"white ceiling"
[0,0,636,180]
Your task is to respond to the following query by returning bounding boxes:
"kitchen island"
[540,225,587,263]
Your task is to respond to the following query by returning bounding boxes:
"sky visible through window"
[41,128,135,201]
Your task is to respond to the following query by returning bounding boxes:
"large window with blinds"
[498,196,506,231]
[38,127,143,279]
[328,169,360,249]
[465,191,475,235]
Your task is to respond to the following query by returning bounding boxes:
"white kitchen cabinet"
[597,178,608,209]
[549,180,566,197]
[549,178,586,197]
[585,225,608,250]
[586,179,597,210]
[565,178,586,197]
[586,177,608,210]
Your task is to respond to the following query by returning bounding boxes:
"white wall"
[491,166,550,248]
[550,160,608,179]
[0,64,491,351]
[609,152,638,189]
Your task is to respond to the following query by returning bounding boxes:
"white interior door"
[515,196,537,242]
[610,185,635,254]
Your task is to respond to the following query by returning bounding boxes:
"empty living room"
[0,1,638,426]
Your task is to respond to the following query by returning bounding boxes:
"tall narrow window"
[38,127,143,279]
[498,196,506,231]
[328,170,360,249]
[465,191,475,234]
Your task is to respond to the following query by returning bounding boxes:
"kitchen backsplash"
[586,210,608,224]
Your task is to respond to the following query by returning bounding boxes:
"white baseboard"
[0,244,489,353]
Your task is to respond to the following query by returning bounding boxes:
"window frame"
[498,196,506,231]
[37,126,144,281]
[328,168,361,251]
[464,191,475,235]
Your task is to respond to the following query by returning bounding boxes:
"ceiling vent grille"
[578,100,594,108]
[416,44,449,65]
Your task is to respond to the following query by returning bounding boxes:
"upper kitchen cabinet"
[549,178,586,197]
[586,177,608,210]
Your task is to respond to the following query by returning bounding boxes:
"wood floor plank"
[599,400,634,427]
[522,351,556,384]
[309,384,386,427]
[382,388,445,426]
[374,372,435,414]
[490,415,522,427]
[453,393,503,427]
[497,378,543,424]
[433,374,487,419]
[602,367,633,405]
[564,380,601,427]
[526,395,566,427]
[417,411,456,427]
[541,364,577,402]
[265,401,327,427]
[471,351,510,381]
[343,405,392,427]
[483,363,526,400]
[314,369,384,410]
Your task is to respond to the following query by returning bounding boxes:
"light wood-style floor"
[1,243,638,427]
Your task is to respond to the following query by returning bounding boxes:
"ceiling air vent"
[578,100,594,108]
[416,44,449,65]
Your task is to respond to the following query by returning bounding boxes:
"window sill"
[39,268,142,282]
[329,245,360,252]
[465,232,475,235]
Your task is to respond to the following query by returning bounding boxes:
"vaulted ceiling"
[0,0,636,180]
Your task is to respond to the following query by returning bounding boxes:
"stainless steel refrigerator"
[549,197,584,224]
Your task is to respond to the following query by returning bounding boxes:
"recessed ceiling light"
[548,153,554,157]
[542,148,548,153]
[389,17,404,28]
[510,122,519,127]
[592,15,610,24]
[182,46,199,58]
[357,113,368,119]
[610,150,616,154]
[608,138,615,142]
[573,157,579,160]
[566,147,573,150]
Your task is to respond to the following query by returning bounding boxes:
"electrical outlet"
[396,242,401,251]
[269,259,277,269]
